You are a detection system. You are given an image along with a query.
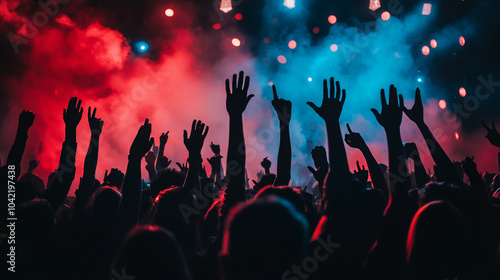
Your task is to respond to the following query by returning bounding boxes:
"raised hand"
[159,132,169,146]
[307,77,346,123]
[354,161,369,184]
[18,110,35,132]
[402,88,424,126]
[103,168,125,187]
[63,97,83,128]
[226,71,254,116]
[183,120,209,155]
[272,85,292,125]
[344,123,367,150]
[176,160,188,173]
[310,146,328,169]
[210,142,221,156]
[307,165,328,184]
[157,156,172,170]
[87,107,103,134]
[129,119,154,160]
[145,151,156,167]
[461,156,478,176]
[481,121,500,148]
[261,157,271,173]
[207,155,222,173]
[28,159,39,173]
[371,85,404,130]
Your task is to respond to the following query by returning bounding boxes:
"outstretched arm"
[307,78,349,177]
[403,89,461,185]
[119,119,154,232]
[40,97,83,211]
[344,123,387,197]
[371,85,409,209]
[183,119,209,191]
[307,146,329,198]
[404,142,430,188]
[271,85,292,186]
[156,131,169,173]
[222,71,254,215]
[6,111,35,178]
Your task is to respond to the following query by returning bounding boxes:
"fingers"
[176,162,182,169]
[92,107,97,118]
[232,74,237,92]
[415,88,422,105]
[380,89,387,108]
[183,130,188,143]
[246,94,255,105]
[243,75,250,92]
[191,119,196,134]
[481,120,490,131]
[238,71,244,89]
[389,84,397,106]
[323,79,328,101]
[307,166,316,175]
[340,89,346,105]
[88,106,91,120]
[398,94,404,108]
[307,102,320,114]
[225,79,231,96]
[272,85,278,101]
[356,160,361,171]
[346,123,353,134]
[371,108,381,121]
[203,126,209,138]
[335,80,340,101]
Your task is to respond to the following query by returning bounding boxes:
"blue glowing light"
[135,41,149,53]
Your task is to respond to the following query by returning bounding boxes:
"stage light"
[439,100,446,109]
[284,0,295,9]
[165,8,174,17]
[417,77,422,83]
[232,38,241,47]
[422,3,432,15]
[369,0,381,11]
[430,39,437,48]
[313,27,320,34]
[235,13,243,20]
[135,41,149,53]
[268,81,274,86]
[422,46,430,55]
[328,15,337,24]
[288,40,297,49]
[381,11,390,21]
[459,36,465,46]
[308,77,312,82]
[213,23,221,30]
[455,132,459,140]
[330,44,338,52]
[277,55,287,64]
[459,87,466,97]
[220,0,232,13]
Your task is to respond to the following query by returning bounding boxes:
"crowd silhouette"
[2,72,500,280]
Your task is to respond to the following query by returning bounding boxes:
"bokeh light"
[330,44,338,52]
[284,0,295,9]
[459,36,466,46]
[381,11,391,21]
[439,99,447,109]
[288,40,297,49]
[277,55,287,64]
[212,23,221,30]
[268,81,274,86]
[430,39,437,48]
[455,132,460,140]
[459,87,466,97]
[235,13,243,20]
[312,27,320,34]
[308,77,312,82]
[165,8,174,17]
[232,38,241,47]
[328,15,337,24]
[135,41,149,53]
[422,46,430,55]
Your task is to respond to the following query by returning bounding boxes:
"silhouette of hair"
[110,225,192,280]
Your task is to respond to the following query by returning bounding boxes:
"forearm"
[82,133,100,179]
[326,121,349,176]
[385,129,409,199]
[119,158,142,229]
[275,124,291,186]
[183,153,201,191]
[6,128,29,176]
[411,156,430,188]
[360,145,387,194]
[417,123,460,184]
[156,143,166,173]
